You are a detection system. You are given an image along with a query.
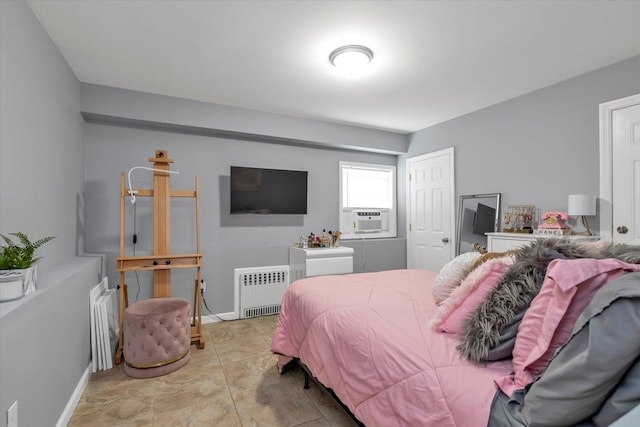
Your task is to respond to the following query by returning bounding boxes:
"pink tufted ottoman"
[123,297,191,378]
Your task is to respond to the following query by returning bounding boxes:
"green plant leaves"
[0,232,55,270]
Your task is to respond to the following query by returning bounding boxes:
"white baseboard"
[56,362,92,427]
[201,311,238,324]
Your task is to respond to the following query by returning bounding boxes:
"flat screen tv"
[230,166,308,214]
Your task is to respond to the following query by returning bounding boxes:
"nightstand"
[289,246,354,281]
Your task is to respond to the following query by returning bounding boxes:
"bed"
[271,239,640,427]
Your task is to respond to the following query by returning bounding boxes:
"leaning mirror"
[457,193,501,255]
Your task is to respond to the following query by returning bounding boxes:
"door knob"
[617,225,629,234]
[442,237,449,243]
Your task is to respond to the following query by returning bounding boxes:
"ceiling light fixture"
[329,45,373,74]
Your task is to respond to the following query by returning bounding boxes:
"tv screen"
[473,203,496,235]
[230,166,308,214]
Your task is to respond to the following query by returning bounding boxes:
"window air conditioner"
[354,211,383,232]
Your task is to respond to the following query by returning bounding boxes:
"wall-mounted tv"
[230,166,308,214]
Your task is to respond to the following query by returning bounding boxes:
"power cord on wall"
[131,201,141,303]
[352,232,368,272]
[360,235,367,272]
[200,280,229,322]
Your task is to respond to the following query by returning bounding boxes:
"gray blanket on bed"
[488,272,640,427]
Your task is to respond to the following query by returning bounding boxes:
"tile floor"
[68,315,360,426]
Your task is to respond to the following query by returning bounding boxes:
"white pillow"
[432,251,482,305]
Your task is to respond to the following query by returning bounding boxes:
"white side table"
[289,246,354,281]
[486,232,600,252]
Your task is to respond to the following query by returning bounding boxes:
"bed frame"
[282,358,365,426]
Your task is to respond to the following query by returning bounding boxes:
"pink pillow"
[431,256,514,334]
[497,258,640,397]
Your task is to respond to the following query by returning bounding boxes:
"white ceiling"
[27,0,640,134]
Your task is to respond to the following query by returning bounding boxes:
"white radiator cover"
[234,265,290,319]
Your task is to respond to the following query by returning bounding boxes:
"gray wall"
[398,55,640,236]
[82,107,406,314]
[2,2,639,425]
[80,83,409,155]
[0,0,84,265]
[0,2,100,427]
[0,258,101,427]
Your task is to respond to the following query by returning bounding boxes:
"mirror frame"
[456,193,501,255]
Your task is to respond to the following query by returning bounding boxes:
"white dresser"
[486,232,600,252]
[289,246,354,281]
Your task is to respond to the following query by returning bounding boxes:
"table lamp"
[568,194,596,236]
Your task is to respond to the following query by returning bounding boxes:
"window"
[339,161,397,239]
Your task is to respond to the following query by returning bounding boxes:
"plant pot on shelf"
[0,271,24,302]
[18,265,37,295]
[1,232,54,296]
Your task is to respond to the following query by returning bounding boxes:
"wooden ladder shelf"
[114,150,204,365]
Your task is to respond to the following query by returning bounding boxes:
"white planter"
[0,271,24,302]
[20,265,38,295]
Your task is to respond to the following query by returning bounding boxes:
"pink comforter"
[271,269,512,427]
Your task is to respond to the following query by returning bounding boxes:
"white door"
[599,93,640,244]
[612,102,640,244]
[407,148,455,271]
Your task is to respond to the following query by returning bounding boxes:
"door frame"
[406,147,456,268]
[599,93,640,240]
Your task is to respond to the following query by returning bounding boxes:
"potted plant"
[0,232,55,298]
[0,271,24,302]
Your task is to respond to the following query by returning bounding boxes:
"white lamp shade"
[568,194,596,216]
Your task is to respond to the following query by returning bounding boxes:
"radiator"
[234,265,290,319]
